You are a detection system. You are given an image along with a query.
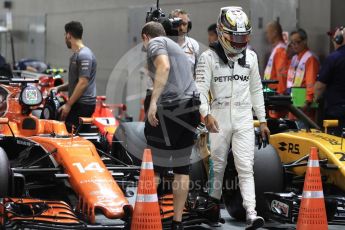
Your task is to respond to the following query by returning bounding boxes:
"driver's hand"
[260,122,270,144]
[59,103,71,121]
[205,114,219,133]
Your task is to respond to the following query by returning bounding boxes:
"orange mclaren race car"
[41,93,132,154]
[34,71,131,153]
[0,77,139,229]
[90,96,131,152]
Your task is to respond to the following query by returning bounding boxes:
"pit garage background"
[0,0,344,119]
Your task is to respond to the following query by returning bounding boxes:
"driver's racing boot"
[207,197,221,223]
[171,220,184,230]
[201,196,223,226]
[191,195,224,225]
[245,210,265,230]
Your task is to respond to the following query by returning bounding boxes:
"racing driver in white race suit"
[195,7,270,230]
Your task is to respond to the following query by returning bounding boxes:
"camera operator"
[142,21,200,230]
[170,9,199,77]
[143,7,199,114]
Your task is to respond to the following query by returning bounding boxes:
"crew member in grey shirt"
[142,21,200,230]
[53,21,97,132]
[143,9,198,119]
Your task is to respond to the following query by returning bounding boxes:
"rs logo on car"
[279,142,300,154]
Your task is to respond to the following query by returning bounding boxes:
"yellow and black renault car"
[252,80,345,225]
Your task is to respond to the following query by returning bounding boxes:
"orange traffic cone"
[131,149,162,230]
[296,147,328,230]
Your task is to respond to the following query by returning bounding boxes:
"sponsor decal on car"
[278,142,300,154]
[278,142,287,151]
[311,134,340,145]
[271,200,289,217]
[79,179,115,184]
[16,139,34,146]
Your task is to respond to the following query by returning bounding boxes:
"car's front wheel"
[0,147,11,196]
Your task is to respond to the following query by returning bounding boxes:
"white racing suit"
[195,46,266,211]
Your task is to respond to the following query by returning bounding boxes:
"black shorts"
[65,102,96,133]
[144,98,200,175]
[144,89,152,114]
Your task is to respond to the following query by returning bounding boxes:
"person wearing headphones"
[286,29,319,120]
[171,9,199,77]
[195,7,269,229]
[143,10,199,118]
[315,27,345,136]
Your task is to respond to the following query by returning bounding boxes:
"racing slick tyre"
[0,147,10,196]
[112,122,146,166]
[190,144,209,194]
[31,109,42,118]
[222,145,284,220]
[41,103,55,120]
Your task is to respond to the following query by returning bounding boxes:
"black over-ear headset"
[187,20,192,33]
[171,9,192,33]
[334,26,344,45]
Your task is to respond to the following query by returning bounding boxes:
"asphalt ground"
[127,188,344,230]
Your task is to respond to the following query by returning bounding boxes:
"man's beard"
[178,30,187,37]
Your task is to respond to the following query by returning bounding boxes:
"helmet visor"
[230,41,247,48]
[225,32,250,43]
[219,31,249,49]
